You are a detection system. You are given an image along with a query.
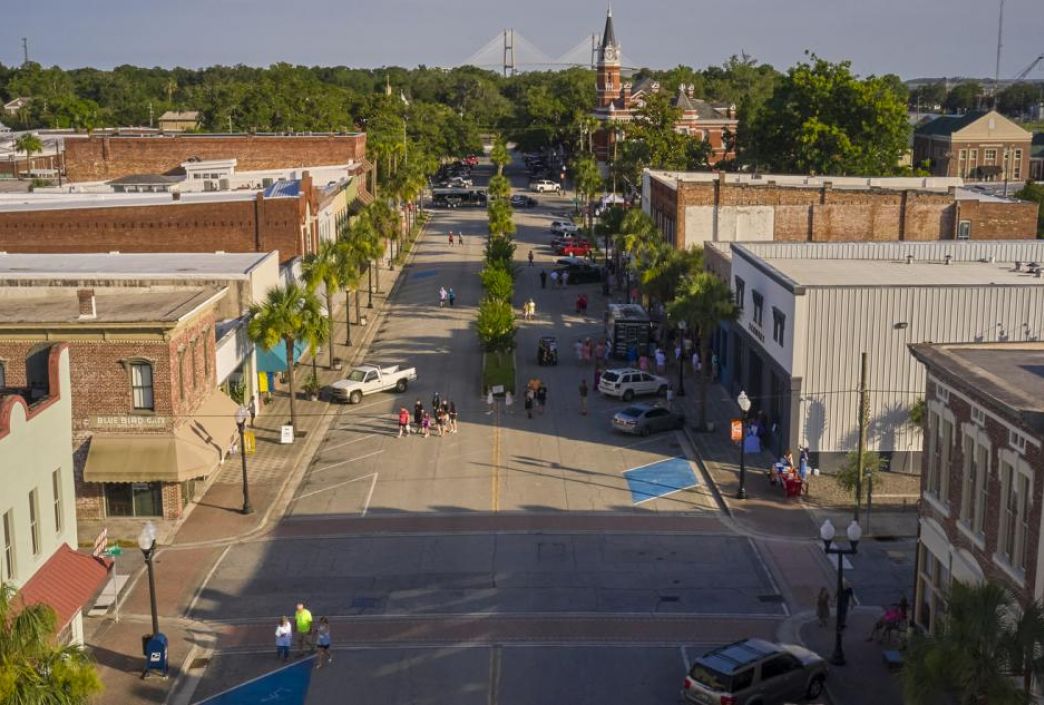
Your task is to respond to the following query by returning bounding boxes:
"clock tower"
[596,8,621,109]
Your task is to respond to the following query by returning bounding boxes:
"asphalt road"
[186,157,807,705]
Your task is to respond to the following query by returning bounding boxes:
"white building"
[716,240,1044,472]
[0,343,106,644]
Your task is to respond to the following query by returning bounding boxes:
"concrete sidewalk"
[83,225,428,705]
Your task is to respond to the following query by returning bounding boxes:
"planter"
[332,358,343,371]
[309,393,319,402]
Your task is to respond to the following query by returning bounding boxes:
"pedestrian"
[521,302,529,321]
[448,231,454,246]
[540,270,547,289]
[655,348,666,375]
[458,232,464,246]
[580,293,588,315]
[414,399,424,427]
[432,391,441,415]
[505,390,514,414]
[524,389,534,419]
[448,288,456,307]
[449,400,458,432]
[315,617,332,669]
[436,408,446,437]
[537,385,547,414]
[550,270,559,288]
[421,411,431,438]
[397,407,411,437]
[575,294,583,314]
[582,338,592,364]
[528,299,536,320]
[692,351,702,376]
[594,365,602,389]
[638,353,649,372]
[294,603,314,656]
[595,340,605,361]
[486,389,495,415]
[439,286,447,307]
[249,395,257,427]
[574,339,583,362]
[561,270,569,287]
[275,616,292,661]
[528,250,534,266]
[578,379,589,415]
[665,384,675,411]
[817,588,831,627]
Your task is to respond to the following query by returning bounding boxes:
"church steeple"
[599,7,620,66]
[596,7,621,108]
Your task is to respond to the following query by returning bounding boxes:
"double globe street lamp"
[820,518,862,666]
[736,390,751,499]
[235,405,253,515]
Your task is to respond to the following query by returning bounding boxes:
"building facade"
[644,170,1041,249]
[909,342,1044,633]
[0,343,108,644]
[157,111,200,132]
[913,111,1033,181]
[0,286,239,538]
[717,241,1044,473]
[591,10,737,167]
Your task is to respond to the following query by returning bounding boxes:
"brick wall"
[63,133,367,182]
[0,194,307,264]
[957,199,1040,240]
[921,372,1044,604]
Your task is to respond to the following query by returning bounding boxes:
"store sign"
[93,415,169,429]
[730,419,742,442]
[747,321,765,344]
[280,425,295,444]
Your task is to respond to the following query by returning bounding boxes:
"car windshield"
[346,369,367,382]
[688,663,732,692]
[620,407,644,417]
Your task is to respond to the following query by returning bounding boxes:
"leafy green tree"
[617,91,691,184]
[944,81,984,114]
[0,583,103,705]
[834,450,884,513]
[475,297,517,352]
[667,273,738,429]
[641,246,704,306]
[617,209,662,263]
[745,55,910,175]
[490,135,510,175]
[904,581,1044,705]
[246,283,319,432]
[480,264,514,301]
[998,82,1043,118]
[487,199,516,238]
[484,234,516,269]
[13,133,42,180]
[487,173,511,201]
[572,154,602,232]
[1014,181,1044,237]
[301,240,343,367]
[909,82,947,110]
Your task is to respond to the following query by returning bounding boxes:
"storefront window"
[105,482,163,517]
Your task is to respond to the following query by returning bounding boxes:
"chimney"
[77,289,96,319]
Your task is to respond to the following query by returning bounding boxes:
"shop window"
[2,510,14,581]
[751,291,764,326]
[130,361,154,411]
[105,483,163,517]
[957,221,971,240]
[916,544,950,633]
[998,457,1031,572]
[52,469,63,535]
[28,489,39,556]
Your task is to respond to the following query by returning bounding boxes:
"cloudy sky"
[2,0,1042,80]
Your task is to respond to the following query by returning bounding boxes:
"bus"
[431,187,487,208]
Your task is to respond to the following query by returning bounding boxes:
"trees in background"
[13,133,42,179]
[572,154,602,233]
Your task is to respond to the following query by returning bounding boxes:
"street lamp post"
[137,522,160,637]
[736,390,751,499]
[676,320,687,397]
[821,519,862,666]
[235,406,253,515]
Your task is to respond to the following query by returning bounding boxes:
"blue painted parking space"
[623,457,698,504]
[194,657,314,705]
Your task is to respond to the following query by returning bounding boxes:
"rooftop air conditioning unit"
[218,178,230,191]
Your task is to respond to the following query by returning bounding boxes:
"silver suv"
[682,638,827,705]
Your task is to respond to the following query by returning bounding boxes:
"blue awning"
[256,340,307,373]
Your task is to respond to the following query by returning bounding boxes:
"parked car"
[463,155,479,166]
[611,404,685,435]
[554,262,603,284]
[531,179,562,194]
[447,176,473,188]
[510,194,538,208]
[682,638,827,705]
[331,363,418,404]
[558,241,593,257]
[598,368,668,401]
[550,221,580,235]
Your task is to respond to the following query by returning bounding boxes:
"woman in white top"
[275,616,292,661]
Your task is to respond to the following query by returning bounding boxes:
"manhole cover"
[757,594,785,603]
[189,658,210,670]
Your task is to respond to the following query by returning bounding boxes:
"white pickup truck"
[330,363,418,404]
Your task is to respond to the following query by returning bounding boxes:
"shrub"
[475,297,517,352]
[480,264,514,301]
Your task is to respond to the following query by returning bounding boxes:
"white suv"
[598,368,669,401]
[531,179,562,194]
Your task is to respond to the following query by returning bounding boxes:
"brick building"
[62,131,367,182]
[644,170,1041,249]
[591,10,737,167]
[909,342,1044,632]
[0,286,238,537]
[913,110,1032,180]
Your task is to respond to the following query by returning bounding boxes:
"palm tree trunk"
[367,264,374,308]
[355,288,362,323]
[325,292,335,367]
[344,289,353,346]
[285,337,297,428]
[698,338,712,430]
[373,257,382,293]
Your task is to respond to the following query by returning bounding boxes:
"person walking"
[561,270,569,287]
[439,286,447,307]
[549,270,559,288]
[448,400,458,432]
[665,384,675,411]
[315,617,332,669]
[397,407,411,437]
[528,299,536,320]
[816,587,831,627]
[249,396,257,427]
[524,389,534,419]
[504,390,514,415]
[414,400,424,428]
[275,616,292,661]
[457,232,464,246]
[432,391,442,415]
[578,379,589,415]
[655,348,666,375]
[540,270,547,289]
[436,408,446,437]
[528,250,534,266]
[294,603,314,656]
[421,411,431,438]
[537,384,547,414]
[448,231,454,246]
[486,389,495,415]
[448,288,456,307]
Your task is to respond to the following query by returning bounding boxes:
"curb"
[682,425,732,519]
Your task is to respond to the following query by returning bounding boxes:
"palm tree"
[298,294,330,396]
[333,237,362,347]
[369,199,398,274]
[301,240,340,368]
[350,208,384,309]
[616,209,662,293]
[247,283,319,430]
[490,135,510,175]
[14,133,43,181]
[572,154,602,232]
[0,582,104,704]
[641,246,704,307]
[904,580,1044,705]
[667,273,738,430]
[487,199,516,238]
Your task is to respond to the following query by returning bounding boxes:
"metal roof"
[914,111,989,136]
[0,252,272,279]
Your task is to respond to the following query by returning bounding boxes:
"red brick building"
[63,132,368,183]
[0,286,238,535]
[591,10,737,166]
[0,173,323,265]
[913,111,1032,180]
[645,170,1041,249]
[909,342,1044,632]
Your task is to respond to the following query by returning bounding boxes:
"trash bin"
[142,632,168,679]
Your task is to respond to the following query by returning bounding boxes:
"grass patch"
[482,350,516,396]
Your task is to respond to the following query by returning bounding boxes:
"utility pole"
[994,0,1005,107]
[854,352,869,524]
[21,37,29,66]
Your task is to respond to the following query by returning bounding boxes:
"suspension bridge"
[461,29,635,75]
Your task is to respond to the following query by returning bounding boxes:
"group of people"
[815,588,909,644]
[447,231,464,246]
[275,603,332,668]
[398,394,459,437]
[521,298,537,320]
[438,286,456,307]
[573,337,606,365]
[771,447,811,497]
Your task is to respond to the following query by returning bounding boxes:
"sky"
[2,0,1043,81]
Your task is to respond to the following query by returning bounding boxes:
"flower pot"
[332,358,343,371]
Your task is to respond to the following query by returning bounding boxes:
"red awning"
[18,544,111,630]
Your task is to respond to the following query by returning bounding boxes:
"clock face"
[603,46,618,62]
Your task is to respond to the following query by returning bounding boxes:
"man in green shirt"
[294,602,314,655]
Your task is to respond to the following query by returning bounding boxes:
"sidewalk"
[84,229,426,705]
